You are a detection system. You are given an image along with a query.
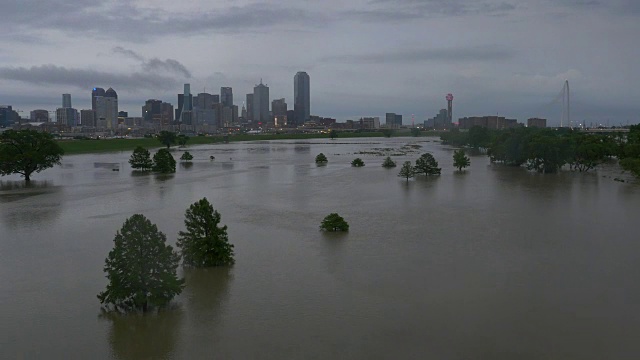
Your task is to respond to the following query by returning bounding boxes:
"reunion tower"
[446,93,454,127]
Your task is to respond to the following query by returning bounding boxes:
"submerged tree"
[329,130,338,140]
[180,151,194,162]
[152,148,176,173]
[351,158,365,167]
[320,213,349,232]
[453,149,470,171]
[0,129,64,182]
[129,146,153,171]
[398,161,415,182]
[177,198,235,267]
[315,153,328,164]
[97,214,184,313]
[414,153,441,175]
[382,156,397,168]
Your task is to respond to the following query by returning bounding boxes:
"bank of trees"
[442,126,622,174]
[619,125,640,177]
[98,198,235,313]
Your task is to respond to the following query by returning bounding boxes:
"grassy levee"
[57,132,386,155]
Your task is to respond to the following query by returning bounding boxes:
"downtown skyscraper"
[253,80,269,125]
[294,71,310,125]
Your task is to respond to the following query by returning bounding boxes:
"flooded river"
[1,137,639,359]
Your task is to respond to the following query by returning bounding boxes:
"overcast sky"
[1,0,639,125]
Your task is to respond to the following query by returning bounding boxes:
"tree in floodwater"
[453,149,470,171]
[398,161,415,182]
[152,148,176,173]
[180,151,193,162]
[382,156,397,168]
[320,213,349,232]
[129,146,153,171]
[177,198,235,267]
[0,129,64,182]
[414,153,441,175]
[97,214,184,313]
[351,158,365,167]
[315,153,328,164]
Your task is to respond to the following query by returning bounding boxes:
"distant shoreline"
[57,131,440,155]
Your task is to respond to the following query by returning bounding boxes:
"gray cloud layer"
[347,0,516,21]
[4,1,325,42]
[112,47,191,78]
[323,46,516,64]
[0,64,181,91]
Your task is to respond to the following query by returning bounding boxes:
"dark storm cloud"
[142,59,191,79]
[112,47,145,62]
[112,47,192,78]
[4,1,325,42]
[0,64,181,91]
[347,0,516,21]
[322,46,516,64]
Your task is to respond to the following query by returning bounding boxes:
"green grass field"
[57,132,388,155]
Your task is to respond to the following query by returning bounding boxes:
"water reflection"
[0,181,63,228]
[182,267,232,324]
[154,174,175,182]
[0,180,57,197]
[103,309,183,360]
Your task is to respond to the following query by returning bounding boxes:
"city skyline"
[1,0,639,125]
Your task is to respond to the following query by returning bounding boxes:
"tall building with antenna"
[253,80,269,125]
[446,93,454,128]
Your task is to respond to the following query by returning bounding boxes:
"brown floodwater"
[1,137,639,359]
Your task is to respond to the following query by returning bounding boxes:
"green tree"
[410,128,421,137]
[382,156,397,168]
[320,213,349,232]
[128,146,153,171]
[620,158,640,177]
[414,153,441,175]
[97,214,184,313]
[177,198,235,267]
[398,161,415,182]
[351,158,365,167]
[152,148,176,173]
[177,134,190,147]
[525,131,570,173]
[157,131,177,149]
[568,133,606,172]
[0,129,64,182]
[488,127,532,166]
[315,153,328,164]
[453,149,470,171]
[468,126,491,149]
[619,125,640,177]
[180,151,193,162]
[381,129,393,138]
[329,130,338,140]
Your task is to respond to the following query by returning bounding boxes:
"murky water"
[1,137,639,359]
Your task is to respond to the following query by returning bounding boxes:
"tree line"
[440,126,640,175]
